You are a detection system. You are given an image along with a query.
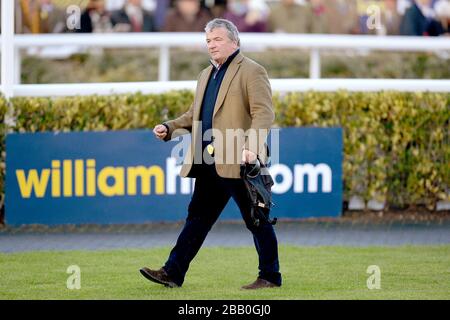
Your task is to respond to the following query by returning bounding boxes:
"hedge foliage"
[274,91,449,209]
[1,91,449,212]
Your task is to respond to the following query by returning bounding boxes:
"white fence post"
[159,46,170,82]
[309,49,321,79]
[14,48,22,84]
[1,0,15,98]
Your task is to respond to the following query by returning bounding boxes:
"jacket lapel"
[213,53,244,117]
[193,65,213,121]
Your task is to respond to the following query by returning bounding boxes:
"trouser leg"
[164,168,230,286]
[227,178,282,286]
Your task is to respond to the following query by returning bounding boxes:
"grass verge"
[1,245,449,299]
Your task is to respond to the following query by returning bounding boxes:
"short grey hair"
[205,18,240,47]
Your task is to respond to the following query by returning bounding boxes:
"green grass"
[1,245,449,299]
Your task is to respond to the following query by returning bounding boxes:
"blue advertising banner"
[6,128,342,225]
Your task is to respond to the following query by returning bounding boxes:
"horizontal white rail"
[13,81,196,96]
[12,79,450,97]
[271,79,450,92]
[8,33,450,51]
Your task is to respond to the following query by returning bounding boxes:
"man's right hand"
[153,124,168,140]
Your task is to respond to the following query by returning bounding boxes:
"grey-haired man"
[140,18,282,290]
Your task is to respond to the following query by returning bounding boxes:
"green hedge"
[274,91,449,209]
[11,91,192,132]
[3,91,450,212]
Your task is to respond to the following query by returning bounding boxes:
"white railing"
[1,1,450,98]
[10,79,450,97]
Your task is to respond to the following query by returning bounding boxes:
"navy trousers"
[163,164,282,286]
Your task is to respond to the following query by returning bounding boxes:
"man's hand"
[242,149,257,163]
[153,124,168,140]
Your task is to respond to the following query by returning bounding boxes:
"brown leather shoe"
[139,267,179,288]
[241,278,280,290]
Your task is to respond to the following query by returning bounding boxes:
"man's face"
[416,0,432,7]
[206,27,238,64]
[385,0,397,11]
[89,0,105,11]
[310,0,324,7]
[282,0,295,5]
[128,0,142,6]
[177,0,200,17]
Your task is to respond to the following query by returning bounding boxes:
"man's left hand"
[242,149,257,163]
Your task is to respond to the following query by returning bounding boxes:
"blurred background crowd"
[5,0,450,36]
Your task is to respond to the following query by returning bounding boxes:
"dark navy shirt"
[200,49,240,149]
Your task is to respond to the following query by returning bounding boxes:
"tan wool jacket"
[163,52,275,179]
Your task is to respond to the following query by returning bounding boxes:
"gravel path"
[1,220,449,253]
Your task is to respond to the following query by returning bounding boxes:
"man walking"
[140,18,281,290]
